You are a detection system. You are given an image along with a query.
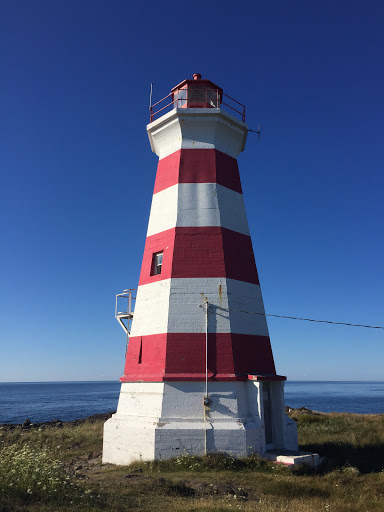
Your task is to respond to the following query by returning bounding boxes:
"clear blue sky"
[1,1,383,382]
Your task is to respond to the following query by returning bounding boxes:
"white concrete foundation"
[103,380,297,465]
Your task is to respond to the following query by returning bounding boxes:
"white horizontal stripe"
[216,185,250,236]
[147,109,248,160]
[146,183,250,237]
[130,280,171,338]
[147,185,178,237]
[130,278,269,338]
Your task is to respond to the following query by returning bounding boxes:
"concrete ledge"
[264,450,322,467]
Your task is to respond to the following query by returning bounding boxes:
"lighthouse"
[103,74,303,465]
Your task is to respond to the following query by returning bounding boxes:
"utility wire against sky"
[207,305,384,330]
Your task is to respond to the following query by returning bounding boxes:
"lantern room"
[171,73,223,109]
[150,73,245,123]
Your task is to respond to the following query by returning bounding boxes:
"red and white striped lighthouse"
[103,74,299,465]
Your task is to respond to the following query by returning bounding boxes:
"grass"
[290,409,384,473]
[1,410,384,511]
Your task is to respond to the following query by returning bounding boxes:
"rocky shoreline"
[0,411,115,432]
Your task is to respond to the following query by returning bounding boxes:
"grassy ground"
[1,410,383,512]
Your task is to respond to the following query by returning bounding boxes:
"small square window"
[152,251,163,276]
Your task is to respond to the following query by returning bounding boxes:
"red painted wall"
[153,149,242,194]
[139,227,259,286]
[122,333,276,382]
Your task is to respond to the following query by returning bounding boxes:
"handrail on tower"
[115,289,136,336]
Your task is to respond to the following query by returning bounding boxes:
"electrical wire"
[210,305,384,330]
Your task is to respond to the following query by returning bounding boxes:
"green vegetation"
[1,410,383,511]
[290,409,384,473]
[0,444,100,506]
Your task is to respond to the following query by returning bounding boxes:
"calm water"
[0,381,120,424]
[284,381,384,415]
[0,381,383,424]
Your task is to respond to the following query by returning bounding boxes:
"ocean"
[0,381,383,425]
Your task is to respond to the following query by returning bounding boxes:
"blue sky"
[1,0,383,382]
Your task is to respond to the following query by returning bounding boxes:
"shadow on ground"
[301,442,384,473]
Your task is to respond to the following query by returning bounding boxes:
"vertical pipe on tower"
[204,299,209,455]
[205,299,209,400]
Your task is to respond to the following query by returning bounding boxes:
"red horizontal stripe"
[138,227,259,286]
[153,149,242,194]
[121,333,276,382]
[122,334,167,380]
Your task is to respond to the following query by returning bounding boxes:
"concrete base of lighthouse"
[102,380,298,465]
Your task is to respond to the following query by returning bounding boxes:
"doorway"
[263,382,274,449]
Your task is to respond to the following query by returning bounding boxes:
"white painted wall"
[216,185,250,236]
[146,183,250,237]
[147,109,248,160]
[116,382,165,419]
[130,278,269,337]
[103,379,299,465]
[146,185,178,236]
[103,380,266,465]
[129,280,171,338]
[227,279,270,337]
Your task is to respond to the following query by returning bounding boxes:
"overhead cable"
[210,305,384,330]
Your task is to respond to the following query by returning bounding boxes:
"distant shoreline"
[0,411,115,430]
[2,406,383,429]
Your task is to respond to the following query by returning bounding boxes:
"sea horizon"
[1,380,384,424]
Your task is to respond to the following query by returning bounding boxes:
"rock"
[187,481,209,494]
[22,418,31,428]
[236,488,249,498]
[285,406,314,414]
[195,482,208,493]
[341,464,360,475]
[211,483,236,495]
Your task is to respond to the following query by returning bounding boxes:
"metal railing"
[149,88,246,123]
[115,289,136,335]
[115,288,136,356]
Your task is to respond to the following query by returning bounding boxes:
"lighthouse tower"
[103,74,299,465]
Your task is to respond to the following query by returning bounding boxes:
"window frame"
[151,250,163,276]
